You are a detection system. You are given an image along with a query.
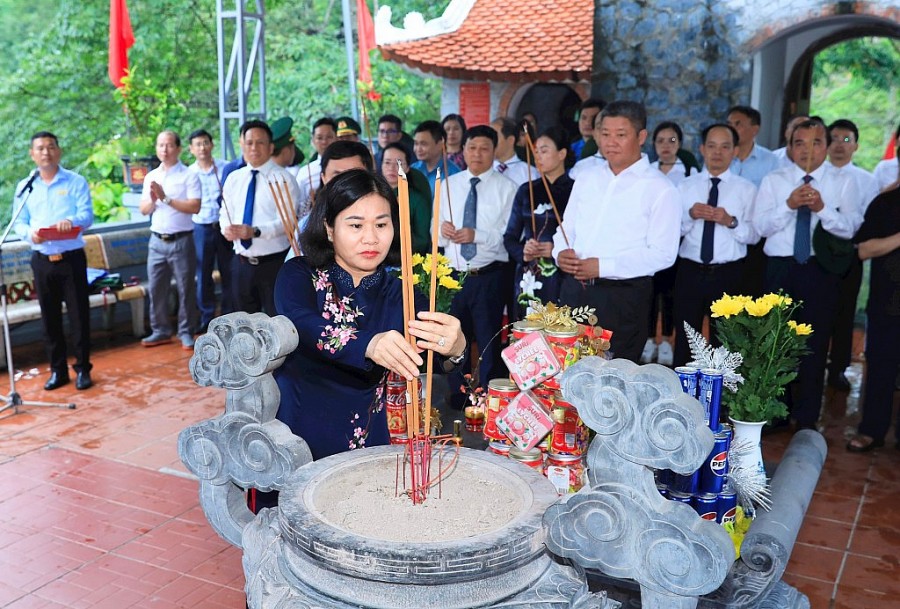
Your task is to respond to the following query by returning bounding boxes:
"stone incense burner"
[179,313,824,609]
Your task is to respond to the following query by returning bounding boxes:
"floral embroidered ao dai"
[274,257,409,459]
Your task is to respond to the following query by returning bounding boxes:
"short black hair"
[652,121,684,144]
[727,105,762,126]
[441,113,467,134]
[300,169,400,268]
[828,119,859,142]
[599,100,647,133]
[789,119,831,147]
[189,129,213,144]
[701,123,739,146]
[31,131,59,146]
[536,125,569,154]
[581,97,606,113]
[381,142,411,166]
[463,125,498,148]
[414,120,445,143]
[492,117,518,140]
[239,120,272,141]
[378,114,402,130]
[312,117,338,134]
[320,140,375,176]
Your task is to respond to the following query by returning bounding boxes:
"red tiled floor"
[1,324,896,607]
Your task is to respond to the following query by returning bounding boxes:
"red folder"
[37,226,82,240]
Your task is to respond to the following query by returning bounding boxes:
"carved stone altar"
[178,313,825,609]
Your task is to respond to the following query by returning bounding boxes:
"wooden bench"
[0,226,152,368]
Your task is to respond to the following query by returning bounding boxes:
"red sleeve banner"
[109,0,135,88]
[356,0,376,84]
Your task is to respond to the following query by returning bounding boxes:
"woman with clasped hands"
[272,169,466,461]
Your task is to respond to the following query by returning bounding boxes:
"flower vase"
[728,417,767,478]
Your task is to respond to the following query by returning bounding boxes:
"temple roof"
[377,0,594,82]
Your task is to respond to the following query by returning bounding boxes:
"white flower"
[534,203,552,215]
[519,270,543,297]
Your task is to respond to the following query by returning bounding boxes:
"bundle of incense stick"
[266,176,301,256]
[422,169,442,437]
[524,127,570,248]
[524,131,537,236]
[395,164,422,438]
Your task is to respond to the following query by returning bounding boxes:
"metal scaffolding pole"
[217,0,267,161]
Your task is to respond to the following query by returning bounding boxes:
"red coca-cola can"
[484,378,518,441]
[385,373,408,439]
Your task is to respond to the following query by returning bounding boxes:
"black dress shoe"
[828,371,851,392]
[44,372,70,391]
[75,371,93,390]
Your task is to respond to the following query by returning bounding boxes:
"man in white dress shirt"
[491,117,535,187]
[220,120,302,316]
[296,117,337,214]
[569,111,607,181]
[673,123,759,366]
[140,131,202,350]
[824,119,881,391]
[553,100,681,362]
[753,119,863,430]
[440,125,517,409]
[873,123,899,191]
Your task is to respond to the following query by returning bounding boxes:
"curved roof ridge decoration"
[377,0,594,83]
[375,0,477,46]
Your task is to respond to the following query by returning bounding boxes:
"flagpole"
[341,0,360,122]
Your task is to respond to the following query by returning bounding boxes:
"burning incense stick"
[423,168,442,438]
[524,129,570,248]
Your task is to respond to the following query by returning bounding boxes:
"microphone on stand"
[17,170,39,198]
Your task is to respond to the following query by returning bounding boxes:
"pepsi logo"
[710,452,728,475]
[722,507,737,524]
[700,511,717,521]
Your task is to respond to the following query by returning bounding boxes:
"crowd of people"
[12,97,900,459]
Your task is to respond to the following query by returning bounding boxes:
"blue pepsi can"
[670,470,699,495]
[656,483,668,499]
[668,491,692,504]
[698,369,724,432]
[675,366,700,398]
[692,493,718,521]
[717,488,738,525]
[699,429,731,494]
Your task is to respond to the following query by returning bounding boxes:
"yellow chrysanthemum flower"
[710,295,745,318]
[411,253,424,267]
[439,275,461,290]
[437,253,451,266]
[745,298,773,317]
[437,264,453,277]
[410,273,421,286]
[787,320,812,335]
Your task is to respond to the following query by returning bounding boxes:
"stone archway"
[508,83,584,141]
[746,10,900,148]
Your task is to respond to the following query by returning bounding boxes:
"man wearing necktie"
[440,125,517,410]
[221,120,301,316]
[673,124,759,367]
[491,117,535,187]
[753,119,862,431]
[139,131,202,351]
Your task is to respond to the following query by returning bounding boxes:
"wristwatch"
[727,217,739,229]
[447,343,466,365]
[162,196,171,205]
[253,227,262,238]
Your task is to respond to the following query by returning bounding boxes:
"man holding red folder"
[12,131,94,390]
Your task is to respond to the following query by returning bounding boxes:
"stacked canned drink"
[654,366,737,526]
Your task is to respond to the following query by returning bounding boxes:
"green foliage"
[711,294,811,423]
[0,0,445,225]
[90,180,131,224]
[811,37,900,171]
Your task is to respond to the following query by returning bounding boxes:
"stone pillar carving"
[544,358,734,609]
[178,312,312,547]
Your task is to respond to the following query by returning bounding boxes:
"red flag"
[884,133,897,160]
[109,0,135,88]
[356,0,376,84]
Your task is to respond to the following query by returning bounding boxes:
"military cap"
[336,116,362,138]
[271,116,295,152]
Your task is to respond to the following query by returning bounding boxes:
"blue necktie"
[793,175,813,263]
[460,177,480,261]
[241,169,259,249]
[700,177,720,264]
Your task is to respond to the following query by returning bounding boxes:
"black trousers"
[560,274,652,363]
[648,261,678,337]
[827,257,863,375]
[230,250,288,316]
[858,312,900,443]
[765,256,840,428]
[672,258,746,368]
[31,249,91,375]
